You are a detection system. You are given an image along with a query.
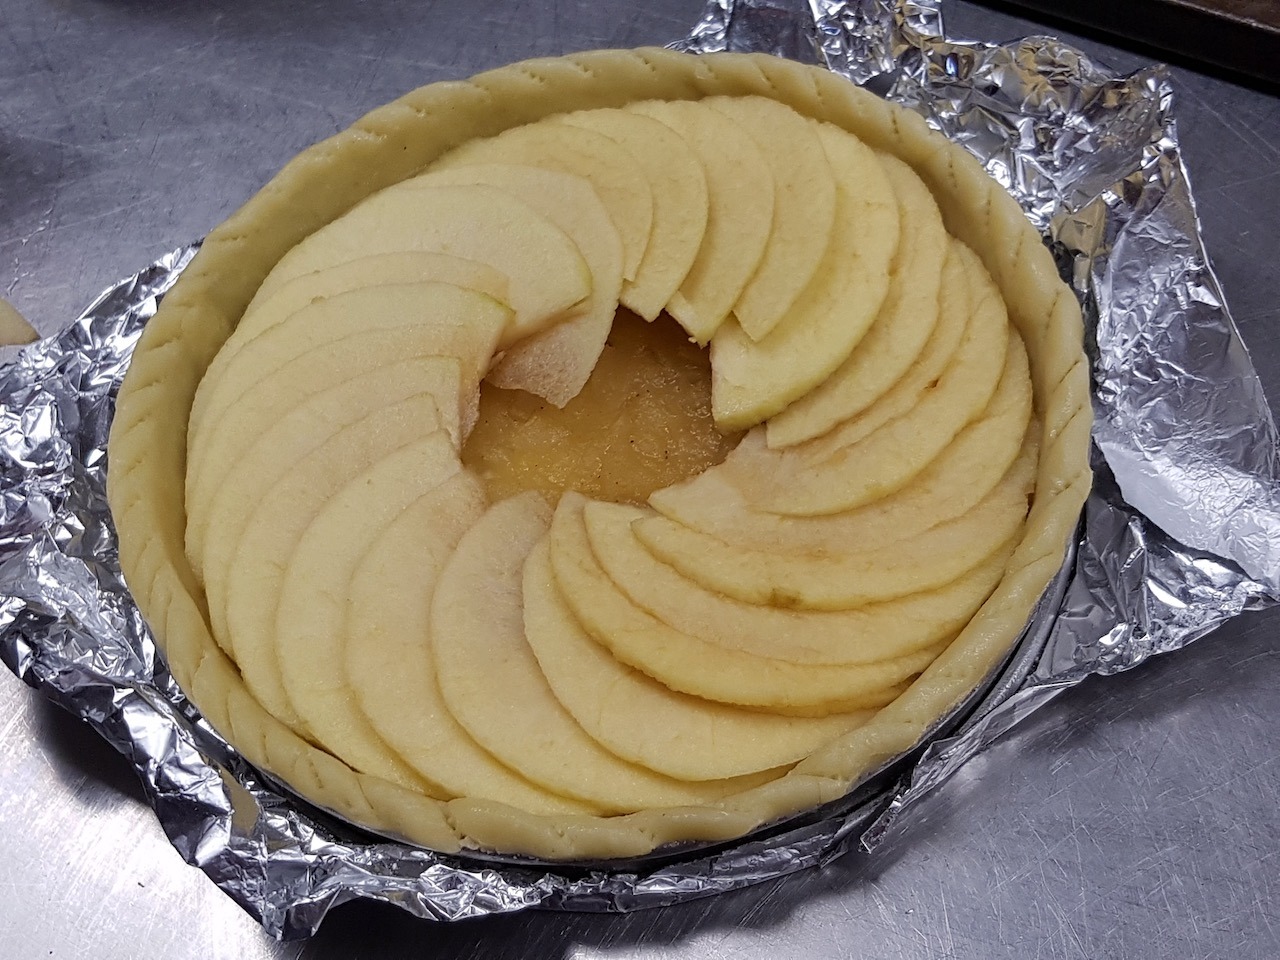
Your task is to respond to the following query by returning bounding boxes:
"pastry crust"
[0,299,38,346]
[107,48,1090,861]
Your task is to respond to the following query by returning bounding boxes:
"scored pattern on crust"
[107,47,1091,861]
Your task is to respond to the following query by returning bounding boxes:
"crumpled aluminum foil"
[2,0,1278,940]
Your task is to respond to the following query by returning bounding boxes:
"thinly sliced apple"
[707,122,899,430]
[557,108,708,320]
[633,437,1036,610]
[346,474,597,815]
[703,96,837,341]
[430,493,775,811]
[627,99,774,343]
[649,391,1036,557]
[189,281,509,452]
[549,494,934,713]
[212,394,442,728]
[272,430,463,783]
[219,251,509,373]
[243,183,589,349]
[430,122,651,282]
[406,163,623,407]
[739,256,1018,517]
[789,242,969,462]
[524,539,873,780]
[584,499,1013,666]
[766,152,949,448]
[187,354,459,583]
[705,245,968,512]
[186,326,472,536]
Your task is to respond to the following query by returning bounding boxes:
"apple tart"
[107,47,1091,860]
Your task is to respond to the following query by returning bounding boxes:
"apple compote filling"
[462,309,740,505]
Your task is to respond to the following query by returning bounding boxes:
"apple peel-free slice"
[628,99,774,344]
[430,493,775,812]
[245,182,589,349]
[274,430,462,784]
[214,395,443,728]
[557,108,708,320]
[745,257,1017,517]
[186,326,470,548]
[431,122,651,282]
[346,474,596,816]
[549,494,933,713]
[708,122,899,431]
[407,163,623,407]
[190,281,509,454]
[524,538,873,781]
[789,241,970,463]
[187,354,460,582]
[650,393,1035,558]
[766,152,948,448]
[218,251,509,375]
[634,436,1036,610]
[584,499,1013,666]
[704,96,837,341]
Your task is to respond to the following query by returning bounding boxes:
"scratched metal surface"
[2,0,1279,956]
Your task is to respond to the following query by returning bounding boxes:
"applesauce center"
[462,310,741,505]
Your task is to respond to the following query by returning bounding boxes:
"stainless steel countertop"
[2,1,1278,956]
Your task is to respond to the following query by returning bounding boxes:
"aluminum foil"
[3,0,1279,940]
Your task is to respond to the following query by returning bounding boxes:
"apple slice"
[707,122,900,431]
[189,281,509,452]
[430,493,775,811]
[187,353,459,582]
[406,163,623,407]
[789,241,969,463]
[739,255,1018,517]
[765,152,949,448]
[627,99,774,343]
[210,394,442,728]
[272,429,464,783]
[583,499,1013,666]
[219,251,509,373]
[524,538,873,780]
[245,183,590,349]
[556,108,708,320]
[649,389,1035,557]
[185,326,473,534]
[430,121,651,282]
[703,96,837,341]
[548,494,934,713]
[700,241,970,511]
[632,436,1036,610]
[345,473,597,815]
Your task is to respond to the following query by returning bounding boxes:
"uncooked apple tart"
[107,48,1092,860]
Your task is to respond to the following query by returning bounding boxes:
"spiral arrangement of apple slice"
[182,95,1038,822]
